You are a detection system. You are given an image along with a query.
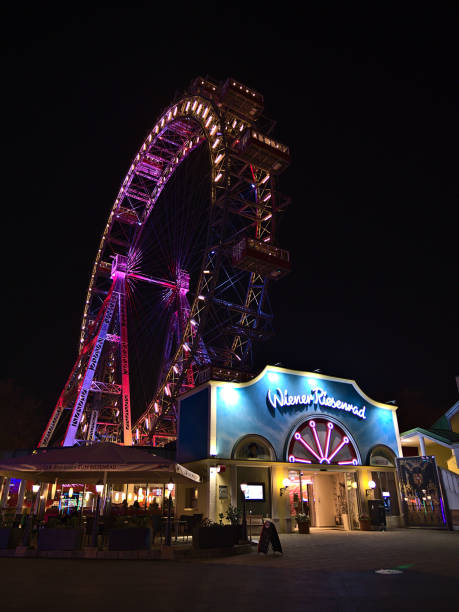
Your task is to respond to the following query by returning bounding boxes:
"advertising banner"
[396,456,448,528]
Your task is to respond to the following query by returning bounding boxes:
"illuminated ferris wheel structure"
[39,77,291,448]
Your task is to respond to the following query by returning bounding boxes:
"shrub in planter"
[358,514,371,531]
[192,523,237,549]
[37,528,83,551]
[295,513,310,534]
[225,505,241,526]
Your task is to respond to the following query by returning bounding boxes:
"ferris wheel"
[39,77,291,448]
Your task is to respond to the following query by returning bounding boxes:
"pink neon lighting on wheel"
[294,431,322,461]
[309,420,324,459]
[324,421,333,459]
[327,437,349,462]
[289,419,357,465]
[289,455,312,463]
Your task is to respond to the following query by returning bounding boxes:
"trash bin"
[368,499,386,530]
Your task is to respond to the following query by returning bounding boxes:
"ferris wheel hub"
[176,269,190,294]
[111,254,129,278]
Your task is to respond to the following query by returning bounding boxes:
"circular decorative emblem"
[288,418,358,465]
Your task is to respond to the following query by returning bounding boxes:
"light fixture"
[221,386,239,405]
[280,477,291,496]
[68,487,73,498]
[95,481,104,495]
[167,482,174,492]
[366,479,376,497]
[32,484,40,494]
[351,482,358,489]
[240,483,247,496]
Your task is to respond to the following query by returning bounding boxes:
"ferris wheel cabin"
[232,237,291,280]
[190,77,264,121]
[234,129,290,175]
[218,78,264,120]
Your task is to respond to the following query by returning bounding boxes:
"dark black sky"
[2,4,458,435]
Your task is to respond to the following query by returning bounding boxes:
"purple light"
[294,431,322,461]
[289,455,312,464]
[440,497,447,524]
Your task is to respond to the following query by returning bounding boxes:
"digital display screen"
[244,484,264,501]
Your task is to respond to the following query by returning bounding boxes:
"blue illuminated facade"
[177,365,402,465]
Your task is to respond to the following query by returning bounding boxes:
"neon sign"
[288,418,359,465]
[267,386,367,420]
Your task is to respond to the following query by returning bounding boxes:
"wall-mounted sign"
[219,485,228,499]
[267,387,367,420]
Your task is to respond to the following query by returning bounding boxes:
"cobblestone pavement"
[205,528,459,576]
[1,529,458,611]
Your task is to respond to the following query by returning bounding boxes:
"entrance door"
[313,474,337,527]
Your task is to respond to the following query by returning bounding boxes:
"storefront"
[176,365,403,531]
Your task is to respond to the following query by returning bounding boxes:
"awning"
[0,443,200,484]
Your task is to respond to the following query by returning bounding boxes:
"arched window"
[232,435,276,461]
[287,417,360,465]
[368,445,396,467]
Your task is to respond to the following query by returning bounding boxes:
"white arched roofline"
[210,364,398,412]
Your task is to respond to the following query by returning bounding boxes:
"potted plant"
[225,505,243,542]
[225,505,241,525]
[295,513,310,534]
[359,513,371,531]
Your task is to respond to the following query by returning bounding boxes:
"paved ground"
[1,529,458,611]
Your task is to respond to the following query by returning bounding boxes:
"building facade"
[176,365,403,532]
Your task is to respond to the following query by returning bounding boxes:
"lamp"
[240,483,248,541]
[280,478,291,496]
[366,479,376,497]
[32,484,40,494]
[68,487,73,498]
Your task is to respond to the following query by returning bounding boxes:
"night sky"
[2,4,458,437]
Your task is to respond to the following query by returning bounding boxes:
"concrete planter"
[359,518,372,531]
[38,528,83,551]
[192,525,242,549]
[0,527,23,549]
[108,527,152,551]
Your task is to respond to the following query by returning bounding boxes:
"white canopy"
[0,443,200,484]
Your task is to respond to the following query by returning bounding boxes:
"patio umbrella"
[0,443,200,484]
